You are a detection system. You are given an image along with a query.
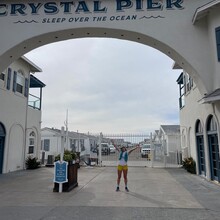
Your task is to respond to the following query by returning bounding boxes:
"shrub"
[182,157,196,174]
[26,156,41,169]
[55,149,76,162]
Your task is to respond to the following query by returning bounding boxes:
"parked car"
[101,143,110,155]
[141,144,151,158]
[109,145,116,153]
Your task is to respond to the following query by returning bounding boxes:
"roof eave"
[172,62,182,70]
[21,56,42,73]
[192,0,220,24]
[199,96,220,104]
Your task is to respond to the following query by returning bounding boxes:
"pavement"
[0,166,220,220]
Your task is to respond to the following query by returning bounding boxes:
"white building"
[41,127,98,164]
[152,125,181,162]
[176,67,220,182]
[0,56,45,174]
[159,125,181,154]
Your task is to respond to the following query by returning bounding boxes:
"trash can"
[46,155,54,167]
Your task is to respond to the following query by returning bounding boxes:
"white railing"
[28,94,40,110]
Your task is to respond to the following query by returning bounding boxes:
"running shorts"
[117,165,128,171]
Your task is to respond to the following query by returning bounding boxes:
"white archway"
[0,0,218,95]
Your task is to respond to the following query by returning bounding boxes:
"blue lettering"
[116,0,133,11]
[44,2,58,14]
[166,0,183,9]
[11,4,26,15]
[28,3,42,14]
[0,4,7,16]
[0,0,185,17]
[136,0,143,10]
[60,2,74,13]
[147,0,162,10]
[94,1,107,12]
[75,1,90,13]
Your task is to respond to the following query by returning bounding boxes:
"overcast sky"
[25,38,181,134]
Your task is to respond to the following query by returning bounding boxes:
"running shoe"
[125,187,129,192]
[116,187,120,192]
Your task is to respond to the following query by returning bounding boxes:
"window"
[80,139,85,151]
[207,115,217,132]
[28,145,34,154]
[16,71,25,94]
[0,72,5,81]
[176,72,185,109]
[69,139,76,151]
[196,120,206,175]
[196,120,203,134]
[184,73,193,93]
[176,71,194,109]
[28,131,35,154]
[207,115,220,181]
[43,139,50,151]
[13,70,25,94]
[0,123,6,136]
[216,27,220,62]
[0,71,5,88]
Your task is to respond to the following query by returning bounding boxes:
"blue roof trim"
[30,75,46,88]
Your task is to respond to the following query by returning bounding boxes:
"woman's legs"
[117,169,122,190]
[123,169,128,186]
[116,166,129,191]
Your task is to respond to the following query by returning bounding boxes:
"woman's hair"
[121,146,126,151]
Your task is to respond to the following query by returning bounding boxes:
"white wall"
[26,107,42,159]
[0,58,42,173]
[167,135,181,153]
[179,85,213,160]
[179,72,220,180]
[41,129,61,161]
[7,124,24,172]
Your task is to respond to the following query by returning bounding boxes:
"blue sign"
[54,161,68,183]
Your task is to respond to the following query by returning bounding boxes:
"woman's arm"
[111,140,120,152]
[128,145,140,155]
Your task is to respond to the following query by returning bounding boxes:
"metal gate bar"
[100,133,152,167]
[86,132,182,168]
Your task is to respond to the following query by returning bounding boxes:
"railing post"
[150,132,154,168]
[98,132,103,167]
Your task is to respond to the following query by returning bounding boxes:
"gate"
[96,133,182,168]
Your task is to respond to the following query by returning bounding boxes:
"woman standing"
[113,143,139,192]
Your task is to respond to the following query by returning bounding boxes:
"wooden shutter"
[24,78,29,97]
[13,71,17,92]
[216,27,220,61]
[6,68,12,90]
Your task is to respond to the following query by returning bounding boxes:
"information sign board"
[54,161,68,183]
